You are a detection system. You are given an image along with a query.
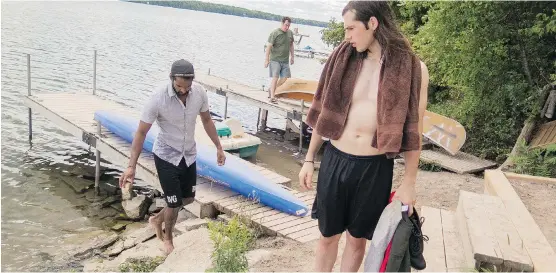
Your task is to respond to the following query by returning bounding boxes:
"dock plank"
[195,73,309,122]
[419,149,497,174]
[456,191,503,270]
[420,206,447,272]
[440,209,468,272]
[530,120,556,148]
[482,194,533,271]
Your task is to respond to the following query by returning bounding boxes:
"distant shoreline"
[125,0,329,28]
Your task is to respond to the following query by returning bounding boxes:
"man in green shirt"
[264,16,295,103]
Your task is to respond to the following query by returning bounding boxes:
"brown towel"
[306,41,422,158]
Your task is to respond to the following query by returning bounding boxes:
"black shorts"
[153,154,197,208]
[311,142,394,240]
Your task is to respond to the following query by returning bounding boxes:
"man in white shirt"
[119,59,225,255]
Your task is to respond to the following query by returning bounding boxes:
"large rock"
[71,232,119,259]
[174,219,208,233]
[59,176,94,194]
[154,228,213,272]
[122,195,152,220]
[121,183,135,201]
[84,237,166,272]
[104,225,157,257]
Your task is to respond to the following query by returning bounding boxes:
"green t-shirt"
[267,28,294,63]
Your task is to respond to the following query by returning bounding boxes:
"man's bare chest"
[352,60,380,104]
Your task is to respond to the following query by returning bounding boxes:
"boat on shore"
[94,110,308,217]
[208,118,261,158]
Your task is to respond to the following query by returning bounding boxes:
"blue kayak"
[94,110,308,217]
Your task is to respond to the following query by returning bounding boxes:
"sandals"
[269,97,278,104]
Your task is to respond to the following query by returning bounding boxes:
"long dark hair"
[342,1,413,60]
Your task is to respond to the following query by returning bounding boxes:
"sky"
[208,0,349,23]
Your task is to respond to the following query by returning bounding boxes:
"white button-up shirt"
[140,80,209,167]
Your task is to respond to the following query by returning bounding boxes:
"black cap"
[171,59,194,77]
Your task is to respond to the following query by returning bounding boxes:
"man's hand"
[393,178,416,216]
[119,166,136,188]
[217,148,226,166]
[264,59,269,68]
[298,162,314,190]
[290,57,294,65]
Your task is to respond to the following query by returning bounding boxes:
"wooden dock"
[23,92,320,243]
[194,73,309,123]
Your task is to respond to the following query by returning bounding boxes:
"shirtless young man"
[298,2,429,272]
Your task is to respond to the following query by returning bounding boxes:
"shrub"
[510,141,556,178]
[206,214,255,273]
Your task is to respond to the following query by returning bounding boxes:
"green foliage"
[412,2,554,160]
[320,18,344,48]
[510,141,556,178]
[128,1,327,27]
[118,256,165,272]
[206,215,256,273]
[319,2,555,161]
[418,159,443,172]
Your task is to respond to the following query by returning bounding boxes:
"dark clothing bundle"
[364,192,428,272]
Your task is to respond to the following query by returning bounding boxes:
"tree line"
[127,0,328,27]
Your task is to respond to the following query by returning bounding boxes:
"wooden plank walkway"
[419,206,470,272]
[194,73,309,122]
[212,189,319,243]
[530,120,556,148]
[23,93,320,243]
[419,149,497,174]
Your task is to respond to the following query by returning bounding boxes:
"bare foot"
[149,216,164,241]
[163,239,174,255]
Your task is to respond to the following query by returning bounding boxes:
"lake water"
[1,1,329,270]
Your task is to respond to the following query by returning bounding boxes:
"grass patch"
[418,159,443,172]
[118,256,165,272]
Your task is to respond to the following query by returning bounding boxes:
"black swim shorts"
[311,142,394,240]
[153,154,197,208]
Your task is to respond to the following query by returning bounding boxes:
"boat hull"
[94,110,308,217]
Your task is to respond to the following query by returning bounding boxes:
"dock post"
[256,108,261,129]
[299,100,305,153]
[259,110,268,131]
[95,120,101,195]
[93,50,97,95]
[27,54,32,144]
[208,68,210,75]
[223,95,228,120]
[258,84,268,131]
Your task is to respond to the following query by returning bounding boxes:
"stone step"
[456,190,533,271]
